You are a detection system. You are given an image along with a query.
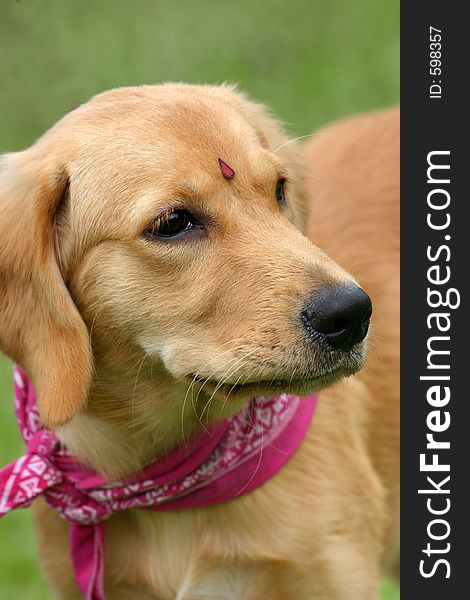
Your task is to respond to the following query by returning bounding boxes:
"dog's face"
[0,85,371,454]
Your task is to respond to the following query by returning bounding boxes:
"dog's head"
[0,84,371,450]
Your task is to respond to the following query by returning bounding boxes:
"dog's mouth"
[186,364,355,399]
[185,340,367,399]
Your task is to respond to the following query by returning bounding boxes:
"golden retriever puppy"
[0,85,399,599]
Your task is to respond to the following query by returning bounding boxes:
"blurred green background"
[0,0,399,597]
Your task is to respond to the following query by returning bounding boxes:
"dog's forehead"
[70,90,279,190]
[77,88,256,151]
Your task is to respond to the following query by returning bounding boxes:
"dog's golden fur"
[0,85,399,599]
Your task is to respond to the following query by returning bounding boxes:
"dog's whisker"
[190,384,212,436]
[217,358,262,415]
[202,364,243,422]
[235,413,265,497]
[191,351,242,402]
[88,306,103,342]
[180,334,254,442]
[197,347,261,424]
[180,383,192,447]
[217,355,265,418]
[190,342,258,410]
[273,133,315,154]
[288,367,298,389]
[275,130,360,156]
[205,347,260,400]
[218,370,252,417]
[197,354,251,422]
[219,370,249,416]
[181,340,241,438]
[185,332,253,394]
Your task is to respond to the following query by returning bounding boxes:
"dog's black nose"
[301,284,372,351]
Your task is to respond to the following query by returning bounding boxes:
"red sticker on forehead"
[218,158,235,179]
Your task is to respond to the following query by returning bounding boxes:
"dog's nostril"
[330,316,349,334]
[301,284,372,351]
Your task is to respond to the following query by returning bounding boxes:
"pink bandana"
[0,366,318,599]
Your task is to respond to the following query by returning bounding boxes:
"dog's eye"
[145,209,197,239]
[276,178,286,207]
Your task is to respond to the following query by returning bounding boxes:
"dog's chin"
[191,372,343,401]
[185,354,365,403]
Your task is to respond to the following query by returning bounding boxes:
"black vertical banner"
[401,3,468,598]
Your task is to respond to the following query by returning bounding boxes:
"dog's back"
[304,107,400,576]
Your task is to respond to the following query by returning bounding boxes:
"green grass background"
[0,0,399,597]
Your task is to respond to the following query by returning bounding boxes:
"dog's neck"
[57,357,248,479]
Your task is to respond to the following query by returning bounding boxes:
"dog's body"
[0,86,399,599]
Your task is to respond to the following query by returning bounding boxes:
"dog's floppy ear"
[0,150,92,427]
